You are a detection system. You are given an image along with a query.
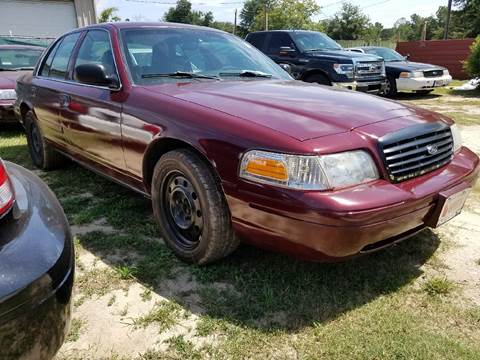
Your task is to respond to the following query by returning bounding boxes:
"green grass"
[423,277,456,296]
[129,300,183,332]
[66,318,85,342]
[2,90,480,359]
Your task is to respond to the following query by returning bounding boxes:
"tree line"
[98,0,479,41]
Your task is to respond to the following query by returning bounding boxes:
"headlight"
[239,150,379,190]
[399,71,423,78]
[333,63,354,78]
[0,89,16,100]
[450,124,462,152]
[443,69,450,76]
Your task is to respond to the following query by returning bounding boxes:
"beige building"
[0,0,97,38]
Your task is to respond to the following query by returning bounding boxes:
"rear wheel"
[304,73,331,86]
[151,149,239,264]
[383,76,398,97]
[25,111,66,170]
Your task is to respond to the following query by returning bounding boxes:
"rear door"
[60,29,126,172]
[32,32,82,148]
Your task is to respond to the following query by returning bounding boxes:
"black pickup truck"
[246,30,386,94]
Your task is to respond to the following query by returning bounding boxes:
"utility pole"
[233,8,237,35]
[264,2,268,31]
[421,21,427,41]
[444,0,453,39]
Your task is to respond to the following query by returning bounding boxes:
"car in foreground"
[347,46,452,96]
[246,30,386,94]
[15,22,479,264]
[0,45,44,124]
[0,160,73,359]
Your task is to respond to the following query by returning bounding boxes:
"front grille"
[379,122,454,182]
[355,61,384,79]
[423,69,444,78]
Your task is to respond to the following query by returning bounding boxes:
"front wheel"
[383,76,398,97]
[151,149,239,264]
[304,73,331,86]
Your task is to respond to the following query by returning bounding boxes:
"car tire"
[384,76,398,97]
[151,149,239,264]
[304,73,331,86]
[25,110,66,170]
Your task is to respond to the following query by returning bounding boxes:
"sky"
[95,0,453,28]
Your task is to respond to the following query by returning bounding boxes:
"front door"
[60,29,126,173]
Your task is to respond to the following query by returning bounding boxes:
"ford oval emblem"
[426,144,439,155]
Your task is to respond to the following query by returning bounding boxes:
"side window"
[74,30,117,80]
[49,32,81,79]
[266,33,294,55]
[39,40,61,76]
[247,33,266,50]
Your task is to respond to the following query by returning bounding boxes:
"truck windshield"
[291,32,342,52]
[365,48,405,62]
[0,49,43,70]
[121,28,292,84]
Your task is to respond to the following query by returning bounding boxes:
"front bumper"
[396,74,452,91]
[332,80,386,94]
[0,100,18,124]
[227,147,479,261]
[0,162,74,360]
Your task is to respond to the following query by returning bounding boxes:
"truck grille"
[355,61,384,80]
[379,122,454,182]
[423,69,444,78]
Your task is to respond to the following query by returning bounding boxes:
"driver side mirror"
[279,46,296,57]
[74,63,120,89]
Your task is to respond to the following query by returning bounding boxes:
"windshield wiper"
[218,70,272,78]
[141,71,220,80]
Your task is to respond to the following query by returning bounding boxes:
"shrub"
[465,36,480,77]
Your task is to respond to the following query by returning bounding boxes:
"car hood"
[306,49,381,62]
[386,61,445,72]
[0,70,30,89]
[144,80,439,141]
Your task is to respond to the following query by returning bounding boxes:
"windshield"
[291,32,342,52]
[0,49,43,70]
[121,28,291,84]
[365,48,405,62]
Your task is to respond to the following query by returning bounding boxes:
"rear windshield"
[0,49,43,70]
[121,28,291,84]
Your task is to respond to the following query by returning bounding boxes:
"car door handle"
[59,94,70,108]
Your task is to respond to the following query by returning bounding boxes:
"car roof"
[0,44,44,51]
[77,21,226,33]
[248,30,323,35]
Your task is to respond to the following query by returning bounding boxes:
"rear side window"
[266,33,294,55]
[74,30,117,80]
[39,41,61,76]
[48,32,81,79]
[246,33,267,50]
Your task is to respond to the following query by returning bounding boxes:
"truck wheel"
[384,76,398,97]
[25,111,66,170]
[305,73,331,86]
[151,149,239,265]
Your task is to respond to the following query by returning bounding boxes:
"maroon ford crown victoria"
[15,23,479,264]
[0,45,44,124]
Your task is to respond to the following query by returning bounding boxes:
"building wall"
[0,0,96,38]
[396,39,475,80]
[74,0,97,27]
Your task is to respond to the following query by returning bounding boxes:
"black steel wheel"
[25,110,65,170]
[152,149,239,264]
